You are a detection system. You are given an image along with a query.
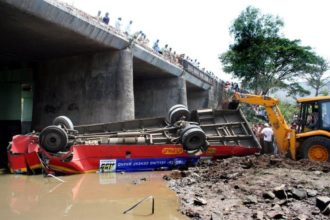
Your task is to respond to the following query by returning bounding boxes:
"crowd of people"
[94,11,220,83]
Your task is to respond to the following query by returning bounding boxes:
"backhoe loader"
[229,93,330,162]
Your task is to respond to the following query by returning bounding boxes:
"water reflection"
[0,172,186,220]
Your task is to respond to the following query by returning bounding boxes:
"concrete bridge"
[0,0,224,152]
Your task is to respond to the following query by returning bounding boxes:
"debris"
[267,210,283,219]
[263,191,276,200]
[273,185,287,200]
[316,196,330,211]
[47,174,65,183]
[321,204,330,215]
[211,212,223,220]
[291,188,307,200]
[194,197,207,206]
[306,189,318,197]
[123,195,154,215]
[295,214,309,220]
[243,195,258,205]
[164,155,330,220]
[252,211,264,220]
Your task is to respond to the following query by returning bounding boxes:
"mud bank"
[164,155,330,220]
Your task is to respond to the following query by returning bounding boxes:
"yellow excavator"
[229,93,330,162]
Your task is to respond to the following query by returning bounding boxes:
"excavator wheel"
[301,136,330,162]
[39,125,68,153]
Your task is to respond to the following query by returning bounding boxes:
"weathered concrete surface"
[187,88,210,110]
[0,0,211,90]
[33,49,134,129]
[134,77,187,119]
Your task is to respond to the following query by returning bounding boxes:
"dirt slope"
[164,155,330,220]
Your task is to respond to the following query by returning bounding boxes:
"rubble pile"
[164,155,330,220]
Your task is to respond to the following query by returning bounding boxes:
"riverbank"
[164,155,330,220]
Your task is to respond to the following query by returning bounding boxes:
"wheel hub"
[308,145,329,161]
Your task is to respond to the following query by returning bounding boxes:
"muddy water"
[0,172,187,220]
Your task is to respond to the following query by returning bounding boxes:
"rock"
[267,210,284,219]
[194,197,207,206]
[277,199,288,206]
[314,171,322,175]
[185,208,200,218]
[321,203,330,215]
[263,191,276,199]
[306,189,318,197]
[184,177,196,185]
[227,172,239,179]
[291,188,307,200]
[316,196,330,211]
[252,211,264,220]
[294,214,308,220]
[163,175,171,181]
[140,177,147,181]
[211,212,223,220]
[191,172,201,179]
[243,195,258,205]
[181,170,192,177]
[273,185,288,200]
[170,170,182,179]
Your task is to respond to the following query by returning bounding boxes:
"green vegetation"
[220,6,323,96]
[305,57,329,96]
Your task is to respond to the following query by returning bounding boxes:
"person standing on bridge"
[102,12,110,25]
[115,17,122,32]
[124,20,133,36]
[152,39,160,53]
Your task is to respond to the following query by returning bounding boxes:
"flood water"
[0,172,187,220]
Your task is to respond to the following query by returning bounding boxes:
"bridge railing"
[180,59,215,84]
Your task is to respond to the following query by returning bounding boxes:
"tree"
[306,57,330,96]
[220,6,319,95]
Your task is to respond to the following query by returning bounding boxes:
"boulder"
[273,185,288,200]
[263,191,276,199]
[316,196,330,211]
[291,188,307,200]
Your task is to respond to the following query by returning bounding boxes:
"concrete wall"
[187,81,224,111]
[134,76,187,119]
[33,49,134,129]
[187,89,210,110]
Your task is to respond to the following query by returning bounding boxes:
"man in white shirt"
[124,20,133,36]
[261,123,274,154]
[115,17,122,32]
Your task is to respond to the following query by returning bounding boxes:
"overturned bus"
[7,105,260,175]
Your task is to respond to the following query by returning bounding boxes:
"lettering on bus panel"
[161,148,184,155]
[99,159,116,173]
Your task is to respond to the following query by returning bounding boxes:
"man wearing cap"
[261,123,274,154]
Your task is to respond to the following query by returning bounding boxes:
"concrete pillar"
[32,49,134,129]
[134,76,187,119]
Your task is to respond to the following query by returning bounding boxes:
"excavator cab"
[297,97,330,133]
[296,96,330,161]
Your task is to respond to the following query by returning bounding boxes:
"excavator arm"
[231,93,297,159]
